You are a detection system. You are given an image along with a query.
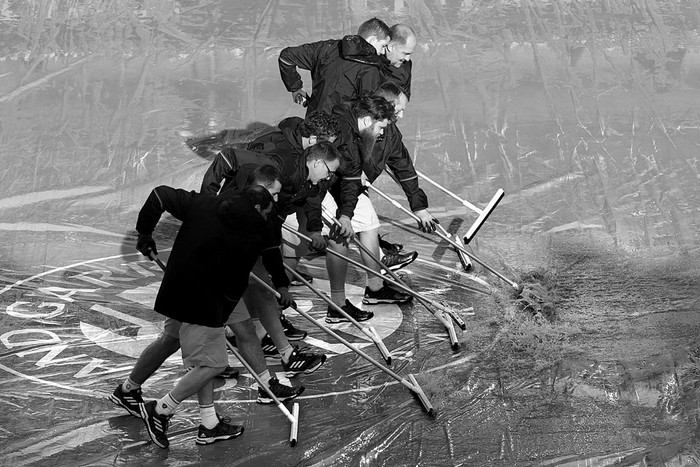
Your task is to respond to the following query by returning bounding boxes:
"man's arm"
[278,41,326,97]
[135,186,197,257]
[200,148,238,195]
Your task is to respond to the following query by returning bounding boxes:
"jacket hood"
[339,35,382,66]
[278,117,305,154]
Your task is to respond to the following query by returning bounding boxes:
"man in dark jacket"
[320,93,416,322]
[200,140,341,373]
[380,24,416,99]
[123,185,290,448]
[278,17,391,115]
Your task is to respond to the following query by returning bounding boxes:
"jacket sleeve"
[385,129,428,212]
[260,219,291,289]
[336,149,363,219]
[136,186,197,235]
[278,41,324,92]
[200,148,237,195]
[302,194,324,233]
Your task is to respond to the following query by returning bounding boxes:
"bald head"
[386,24,417,68]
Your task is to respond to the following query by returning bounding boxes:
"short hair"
[298,111,340,141]
[241,184,274,211]
[389,24,416,45]
[357,17,390,41]
[246,164,281,189]
[353,93,396,123]
[304,140,341,163]
[374,81,407,103]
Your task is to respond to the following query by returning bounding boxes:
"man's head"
[241,184,275,220]
[374,81,409,120]
[385,24,416,68]
[354,93,395,139]
[304,140,341,185]
[246,165,282,202]
[357,17,391,55]
[299,111,341,149]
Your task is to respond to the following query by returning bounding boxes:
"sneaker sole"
[256,388,304,404]
[108,394,141,418]
[139,404,169,449]
[284,331,307,341]
[325,314,374,323]
[195,427,244,445]
[362,297,412,305]
[387,252,418,271]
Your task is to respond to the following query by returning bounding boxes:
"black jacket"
[136,187,288,328]
[365,123,428,212]
[380,57,412,99]
[328,103,365,219]
[245,117,328,232]
[279,35,382,115]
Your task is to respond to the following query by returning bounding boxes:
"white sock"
[279,345,294,363]
[199,404,218,429]
[155,393,180,416]
[122,377,140,393]
[258,369,272,387]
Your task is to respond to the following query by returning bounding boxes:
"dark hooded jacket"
[245,117,328,233]
[365,123,428,212]
[380,56,412,99]
[136,186,287,328]
[327,102,365,218]
[279,35,382,115]
[199,118,327,233]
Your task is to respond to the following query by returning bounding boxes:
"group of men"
[108,17,438,449]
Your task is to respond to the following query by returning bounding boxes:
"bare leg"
[129,333,180,385]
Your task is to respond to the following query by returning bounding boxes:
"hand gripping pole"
[150,254,300,446]
[251,270,392,364]
[249,272,435,415]
[321,207,467,343]
[415,170,505,244]
[366,184,521,291]
[282,223,463,346]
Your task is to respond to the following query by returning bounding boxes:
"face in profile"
[368,36,390,55]
[308,159,339,185]
[385,36,416,68]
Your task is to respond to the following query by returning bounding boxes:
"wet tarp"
[0,1,699,465]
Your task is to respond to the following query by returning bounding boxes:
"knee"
[154,333,181,354]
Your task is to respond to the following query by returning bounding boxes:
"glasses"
[320,160,333,180]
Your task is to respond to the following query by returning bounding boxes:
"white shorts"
[322,192,380,233]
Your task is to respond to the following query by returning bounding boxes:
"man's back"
[279,36,382,115]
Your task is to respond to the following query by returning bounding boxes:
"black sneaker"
[289,269,313,286]
[378,234,403,255]
[218,366,239,379]
[382,251,418,271]
[280,314,307,341]
[195,416,244,445]
[260,334,281,359]
[363,282,413,305]
[326,299,374,323]
[109,385,144,418]
[257,377,305,404]
[139,400,171,449]
[281,346,327,377]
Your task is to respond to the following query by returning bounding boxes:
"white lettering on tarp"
[5,301,66,319]
[16,344,87,367]
[1,329,62,348]
[122,261,156,277]
[71,269,137,287]
[36,286,98,303]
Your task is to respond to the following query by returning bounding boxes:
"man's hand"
[335,215,354,238]
[292,89,308,106]
[308,231,327,252]
[414,209,439,233]
[276,287,295,308]
[136,234,158,259]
